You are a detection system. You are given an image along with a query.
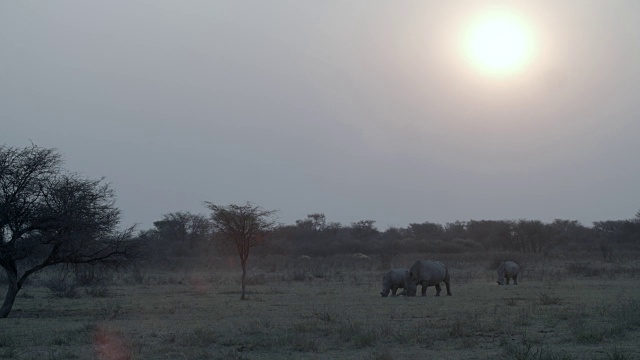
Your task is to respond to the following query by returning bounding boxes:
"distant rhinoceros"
[405,260,452,297]
[380,268,408,297]
[353,253,372,260]
[497,261,519,285]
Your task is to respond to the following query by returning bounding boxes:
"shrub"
[501,334,574,360]
[288,270,313,282]
[353,330,378,348]
[132,267,146,284]
[369,348,394,360]
[288,335,318,352]
[565,262,605,277]
[505,298,519,306]
[74,266,112,286]
[567,318,605,344]
[605,349,632,360]
[310,306,339,323]
[539,292,561,305]
[85,285,111,298]
[181,327,218,347]
[448,318,477,338]
[0,333,15,348]
[612,299,640,328]
[18,291,35,299]
[45,277,81,299]
[245,272,268,285]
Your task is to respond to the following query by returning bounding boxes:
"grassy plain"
[1,253,639,360]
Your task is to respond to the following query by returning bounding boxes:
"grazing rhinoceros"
[497,261,519,285]
[380,268,408,297]
[405,260,451,297]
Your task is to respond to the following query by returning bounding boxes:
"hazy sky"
[2,1,639,230]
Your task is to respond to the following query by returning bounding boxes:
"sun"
[463,10,534,75]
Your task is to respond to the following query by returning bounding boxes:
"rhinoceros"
[405,260,451,297]
[380,268,408,297]
[497,261,519,285]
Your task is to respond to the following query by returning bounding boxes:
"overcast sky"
[2,1,639,230]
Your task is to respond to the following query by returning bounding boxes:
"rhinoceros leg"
[506,277,511,285]
[513,275,518,285]
[391,287,398,296]
[421,284,428,297]
[435,284,442,296]
[445,280,452,296]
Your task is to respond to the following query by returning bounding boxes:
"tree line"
[138,211,640,263]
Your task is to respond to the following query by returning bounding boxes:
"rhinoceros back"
[409,260,449,285]
[386,268,407,287]
[498,261,519,277]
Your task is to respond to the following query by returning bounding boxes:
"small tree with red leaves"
[204,202,276,300]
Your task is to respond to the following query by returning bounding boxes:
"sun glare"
[463,11,534,75]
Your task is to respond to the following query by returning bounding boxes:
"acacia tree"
[205,202,276,300]
[160,212,212,251]
[0,145,141,318]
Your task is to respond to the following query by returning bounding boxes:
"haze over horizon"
[2,1,640,230]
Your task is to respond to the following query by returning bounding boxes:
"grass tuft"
[567,318,605,344]
[605,349,633,360]
[181,327,218,347]
[0,334,15,348]
[85,285,111,298]
[501,334,574,360]
[539,292,561,305]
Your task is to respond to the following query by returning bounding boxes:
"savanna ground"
[2,252,640,360]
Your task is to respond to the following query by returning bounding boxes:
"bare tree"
[205,202,276,300]
[0,145,141,318]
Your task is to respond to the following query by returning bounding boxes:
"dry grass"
[1,254,640,359]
